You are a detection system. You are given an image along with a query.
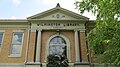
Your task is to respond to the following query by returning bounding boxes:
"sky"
[0,0,96,20]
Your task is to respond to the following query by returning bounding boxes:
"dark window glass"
[0,32,3,48]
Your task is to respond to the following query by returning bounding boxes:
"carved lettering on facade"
[37,23,81,27]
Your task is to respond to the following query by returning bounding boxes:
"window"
[0,32,3,52]
[10,32,23,57]
[49,36,67,56]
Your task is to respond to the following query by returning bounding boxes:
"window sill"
[8,54,22,58]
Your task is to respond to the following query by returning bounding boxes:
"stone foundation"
[25,62,41,67]
[0,63,118,67]
[91,64,117,67]
[0,63,24,67]
[74,62,90,67]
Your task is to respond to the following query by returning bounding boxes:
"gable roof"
[27,3,89,20]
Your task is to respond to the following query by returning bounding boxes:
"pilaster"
[74,30,80,63]
[35,30,42,63]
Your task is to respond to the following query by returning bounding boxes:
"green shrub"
[47,54,68,67]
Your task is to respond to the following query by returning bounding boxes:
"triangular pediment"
[27,4,89,20]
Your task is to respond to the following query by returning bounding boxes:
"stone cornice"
[0,19,28,22]
[27,19,87,24]
[27,19,88,21]
[0,19,29,25]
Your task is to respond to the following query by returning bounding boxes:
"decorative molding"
[36,29,42,31]
[31,30,36,32]
[0,19,28,22]
[0,25,28,28]
[52,13,65,19]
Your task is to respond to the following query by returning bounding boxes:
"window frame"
[0,30,5,54]
[49,36,67,55]
[45,34,71,62]
[9,30,24,57]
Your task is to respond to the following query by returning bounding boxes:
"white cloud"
[83,11,96,20]
[75,0,83,2]
[11,0,21,5]
[10,16,16,19]
[1,16,18,19]
[41,0,77,12]
[40,0,96,20]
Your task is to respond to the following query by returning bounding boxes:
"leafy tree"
[75,0,120,65]
[47,54,68,67]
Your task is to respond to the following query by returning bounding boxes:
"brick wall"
[0,29,89,64]
[27,31,36,62]
[41,30,76,63]
[0,28,28,63]
[79,32,88,62]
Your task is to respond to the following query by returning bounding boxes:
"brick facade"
[79,32,88,62]
[0,28,28,63]
[0,4,96,67]
[40,30,76,63]
[27,31,36,62]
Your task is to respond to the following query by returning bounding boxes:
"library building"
[0,3,99,67]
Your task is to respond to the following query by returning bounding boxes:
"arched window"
[49,36,67,56]
[46,34,71,62]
